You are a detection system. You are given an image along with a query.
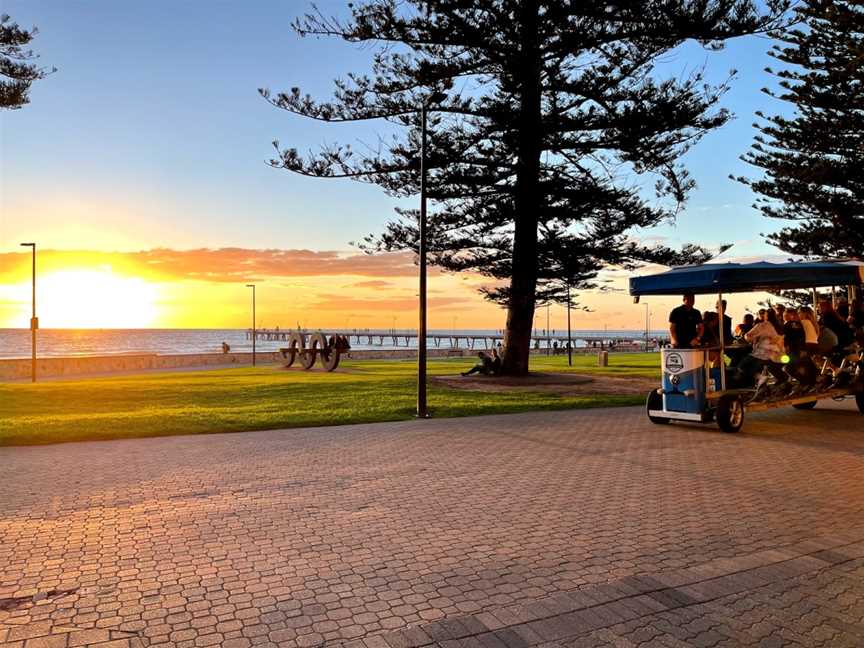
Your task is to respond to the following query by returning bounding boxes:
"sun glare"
[36,269,160,328]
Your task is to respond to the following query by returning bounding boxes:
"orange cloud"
[346,280,395,289]
[0,248,424,282]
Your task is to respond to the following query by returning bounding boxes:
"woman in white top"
[736,309,787,385]
[799,306,820,351]
[744,310,785,362]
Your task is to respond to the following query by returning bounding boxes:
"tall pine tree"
[1,14,53,110]
[737,0,864,259]
[263,0,787,375]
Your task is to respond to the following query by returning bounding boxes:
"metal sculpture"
[279,331,343,372]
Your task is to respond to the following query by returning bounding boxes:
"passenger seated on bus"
[837,300,850,320]
[819,300,855,349]
[774,303,786,323]
[799,307,820,352]
[669,293,703,349]
[783,308,817,386]
[851,299,864,343]
[734,309,787,386]
[735,313,755,337]
[700,312,722,367]
[725,313,754,367]
[716,299,733,342]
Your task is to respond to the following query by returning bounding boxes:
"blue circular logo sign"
[665,352,684,374]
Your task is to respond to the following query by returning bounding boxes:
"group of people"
[668,292,864,389]
[461,348,503,376]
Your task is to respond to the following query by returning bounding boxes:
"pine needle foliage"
[736,0,864,259]
[263,0,788,373]
[0,14,53,110]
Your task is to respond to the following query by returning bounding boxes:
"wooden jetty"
[246,328,660,351]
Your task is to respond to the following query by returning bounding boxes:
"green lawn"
[0,353,659,446]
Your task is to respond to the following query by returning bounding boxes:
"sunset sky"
[0,1,793,330]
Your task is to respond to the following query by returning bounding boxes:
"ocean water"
[0,328,669,359]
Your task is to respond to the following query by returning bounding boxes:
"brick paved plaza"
[1,401,863,647]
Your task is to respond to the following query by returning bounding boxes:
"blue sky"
[0,1,802,329]
[0,0,791,258]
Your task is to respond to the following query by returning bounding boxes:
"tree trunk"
[501,0,542,377]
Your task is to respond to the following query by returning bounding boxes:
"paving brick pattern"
[1,399,862,647]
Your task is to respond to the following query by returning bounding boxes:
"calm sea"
[0,328,668,359]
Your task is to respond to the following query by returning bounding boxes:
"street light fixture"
[20,242,37,382]
[417,90,447,419]
[246,284,256,366]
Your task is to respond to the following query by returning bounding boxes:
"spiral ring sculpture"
[278,332,342,372]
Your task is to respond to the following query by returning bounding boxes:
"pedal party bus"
[630,260,864,433]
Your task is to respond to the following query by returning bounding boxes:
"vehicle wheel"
[857,392,864,414]
[716,394,744,433]
[646,389,670,425]
[793,401,818,410]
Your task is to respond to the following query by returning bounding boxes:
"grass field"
[0,353,659,446]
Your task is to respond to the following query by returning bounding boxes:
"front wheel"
[716,394,745,433]
[793,401,818,410]
[646,389,670,425]
[857,392,864,414]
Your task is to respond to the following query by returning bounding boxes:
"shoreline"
[0,346,651,381]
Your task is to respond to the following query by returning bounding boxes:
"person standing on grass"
[669,293,703,349]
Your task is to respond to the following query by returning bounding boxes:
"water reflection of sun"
[36,269,159,328]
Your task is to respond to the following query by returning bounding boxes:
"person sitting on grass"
[490,348,502,375]
[461,351,494,377]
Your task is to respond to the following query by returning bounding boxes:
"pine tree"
[737,0,864,259]
[263,0,787,375]
[0,14,53,110]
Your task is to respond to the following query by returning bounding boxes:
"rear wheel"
[646,390,670,425]
[716,394,744,433]
[857,392,864,414]
[793,401,818,410]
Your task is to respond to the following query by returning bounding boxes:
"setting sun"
[34,269,160,328]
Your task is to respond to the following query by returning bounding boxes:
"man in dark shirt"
[716,299,733,342]
[819,300,854,348]
[783,309,805,355]
[669,293,703,349]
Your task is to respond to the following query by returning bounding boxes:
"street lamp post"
[417,92,446,418]
[566,284,573,367]
[417,101,429,417]
[246,284,256,366]
[20,242,37,382]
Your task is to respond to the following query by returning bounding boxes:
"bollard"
[598,350,608,367]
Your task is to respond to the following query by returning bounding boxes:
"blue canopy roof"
[629,260,864,296]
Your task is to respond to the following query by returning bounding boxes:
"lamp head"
[20,242,35,247]
[246,284,255,288]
